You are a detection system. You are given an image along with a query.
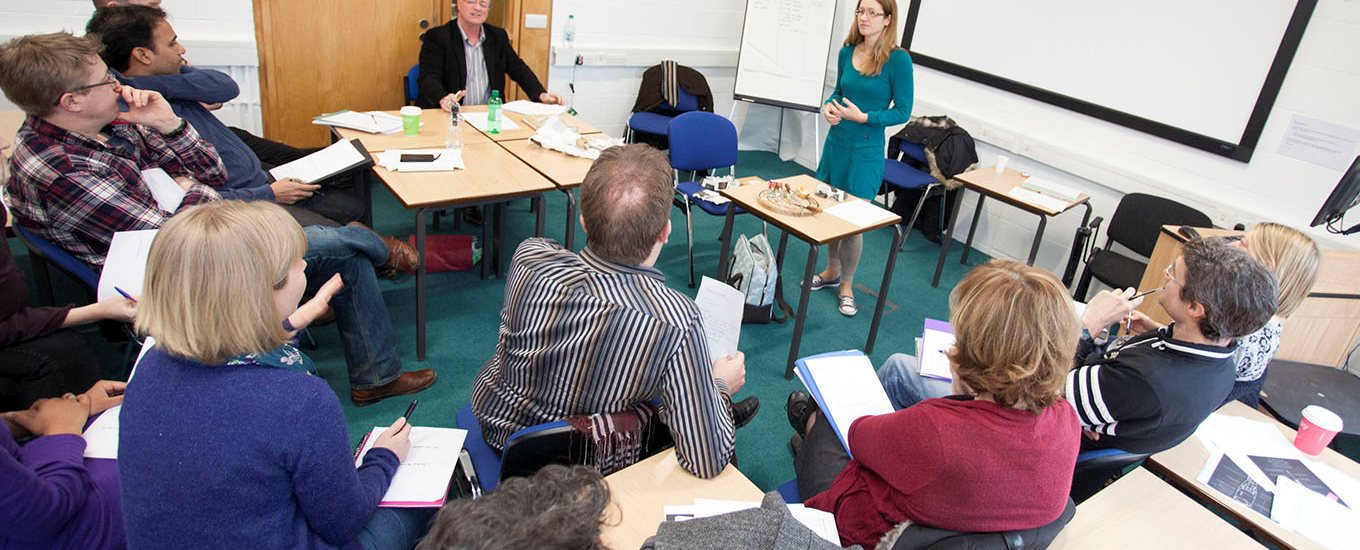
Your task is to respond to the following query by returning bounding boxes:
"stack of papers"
[355,426,468,507]
[313,110,405,134]
[918,319,955,380]
[375,148,465,172]
[461,111,522,133]
[662,498,839,544]
[528,117,621,160]
[268,139,373,183]
[501,100,567,116]
[793,350,895,456]
[1021,176,1081,202]
[1007,187,1071,212]
[98,229,158,302]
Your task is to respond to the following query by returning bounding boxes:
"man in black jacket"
[416,0,561,111]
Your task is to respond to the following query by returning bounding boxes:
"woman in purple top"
[0,379,127,549]
[118,201,430,549]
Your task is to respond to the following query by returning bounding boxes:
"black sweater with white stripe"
[1066,324,1236,454]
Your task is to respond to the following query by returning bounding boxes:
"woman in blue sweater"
[118,201,430,549]
[813,0,913,316]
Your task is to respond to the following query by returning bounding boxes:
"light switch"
[524,14,548,29]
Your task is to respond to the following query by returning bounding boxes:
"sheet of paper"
[97,229,158,302]
[787,504,840,544]
[1197,452,1275,518]
[356,426,467,507]
[82,405,122,459]
[1196,413,1301,462]
[376,148,465,172]
[128,337,155,383]
[1021,176,1080,202]
[824,200,897,228]
[461,111,522,133]
[918,318,955,380]
[501,100,567,116]
[1278,114,1360,171]
[1272,476,1360,550]
[1310,462,1360,510]
[269,139,368,183]
[691,498,760,518]
[695,276,743,359]
[140,168,186,213]
[313,110,403,134]
[800,353,895,454]
[1006,187,1071,212]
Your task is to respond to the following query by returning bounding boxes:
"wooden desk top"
[370,141,554,209]
[600,449,764,550]
[954,167,1090,216]
[1049,468,1260,549]
[461,104,600,142]
[497,139,598,190]
[1147,401,1360,549]
[331,109,491,152]
[721,174,902,245]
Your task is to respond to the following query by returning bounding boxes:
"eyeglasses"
[55,69,118,105]
[856,8,886,18]
[1163,263,1180,287]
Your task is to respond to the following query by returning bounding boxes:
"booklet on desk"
[355,426,467,507]
[793,350,895,458]
[313,110,404,134]
[268,138,374,184]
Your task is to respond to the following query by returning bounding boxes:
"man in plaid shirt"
[0,32,435,406]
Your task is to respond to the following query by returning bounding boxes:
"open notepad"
[355,426,468,507]
[313,110,405,134]
[793,350,894,457]
[918,319,955,381]
[268,139,374,184]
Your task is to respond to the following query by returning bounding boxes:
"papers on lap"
[98,229,157,302]
[793,350,894,458]
[355,426,467,507]
[268,139,373,183]
[141,168,185,213]
[918,319,955,381]
[695,276,743,359]
[83,338,156,459]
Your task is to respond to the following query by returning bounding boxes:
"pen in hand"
[114,286,138,303]
[401,399,419,425]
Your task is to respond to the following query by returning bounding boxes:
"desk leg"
[961,195,985,265]
[494,202,507,278]
[563,188,578,250]
[714,206,738,282]
[931,189,968,288]
[414,207,429,362]
[772,231,792,315]
[533,194,545,238]
[1027,216,1048,266]
[785,242,819,380]
[867,225,906,355]
[358,170,374,227]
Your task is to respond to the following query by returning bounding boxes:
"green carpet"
[6,150,991,492]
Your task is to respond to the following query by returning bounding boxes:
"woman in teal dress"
[813,0,913,316]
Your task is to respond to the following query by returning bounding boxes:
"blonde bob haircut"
[136,201,307,364]
[1243,222,1320,319]
[947,260,1079,413]
[843,0,900,77]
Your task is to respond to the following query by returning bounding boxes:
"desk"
[717,175,905,378]
[930,167,1092,287]
[1146,401,1360,549]
[461,105,600,142]
[369,141,555,360]
[600,449,764,550]
[1260,359,1360,443]
[498,138,605,249]
[1049,468,1260,549]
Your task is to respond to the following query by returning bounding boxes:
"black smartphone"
[400,153,437,162]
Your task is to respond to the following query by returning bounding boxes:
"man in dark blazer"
[417,0,562,111]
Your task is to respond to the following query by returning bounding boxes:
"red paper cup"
[1294,405,1343,456]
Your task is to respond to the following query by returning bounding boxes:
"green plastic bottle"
[487,90,501,134]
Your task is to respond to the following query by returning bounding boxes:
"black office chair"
[1072,193,1212,301]
[1070,448,1150,503]
[889,499,1076,549]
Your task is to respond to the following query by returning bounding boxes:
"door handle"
[419,18,430,30]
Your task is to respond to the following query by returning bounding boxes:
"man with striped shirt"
[471,144,756,479]
[1067,238,1277,454]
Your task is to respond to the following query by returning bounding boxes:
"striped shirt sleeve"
[658,316,735,479]
[1065,363,1157,436]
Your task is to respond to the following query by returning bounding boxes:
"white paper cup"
[994,155,1010,174]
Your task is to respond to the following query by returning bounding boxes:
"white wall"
[0,0,262,134]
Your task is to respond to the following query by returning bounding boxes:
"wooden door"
[483,0,551,102]
[253,0,451,147]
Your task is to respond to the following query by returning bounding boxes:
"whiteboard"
[903,0,1316,162]
[734,0,842,112]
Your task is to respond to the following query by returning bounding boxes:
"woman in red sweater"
[789,259,1081,548]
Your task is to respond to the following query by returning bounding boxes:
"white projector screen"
[734,0,842,112]
[903,0,1317,162]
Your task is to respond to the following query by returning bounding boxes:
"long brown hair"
[844,0,899,77]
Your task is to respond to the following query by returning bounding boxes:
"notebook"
[312,110,404,134]
[793,350,894,457]
[268,138,374,184]
[355,426,468,507]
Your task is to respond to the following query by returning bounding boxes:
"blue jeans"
[878,353,954,410]
[302,225,402,390]
[357,506,436,550]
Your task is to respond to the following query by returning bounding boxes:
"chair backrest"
[499,420,591,482]
[404,64,420,104]
[890,499,1077,550]
[898,140,930,166]
[12,224,100,292]
[1070,448,1150,503]
[1106,193,1212,257]
[668,111,738,172]
[662,87,701,113]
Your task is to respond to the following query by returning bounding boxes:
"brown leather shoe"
[346,222,420,276]
[351,368,437,406]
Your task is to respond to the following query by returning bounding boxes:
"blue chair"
[1070,447,1149,503]
[881,140,945,251]
[12,224,100,305]
[403,64,420,106]
[668,111,748,288]
[626,87,700,145]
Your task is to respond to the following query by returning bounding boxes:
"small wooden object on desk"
[461,104,600,142]
[1146,400,1360,550]
[330,109,492,152]
[931,167,1092,287]
[600,449,764,550]
[719,174,905,378]
[1049,468,1259,549]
